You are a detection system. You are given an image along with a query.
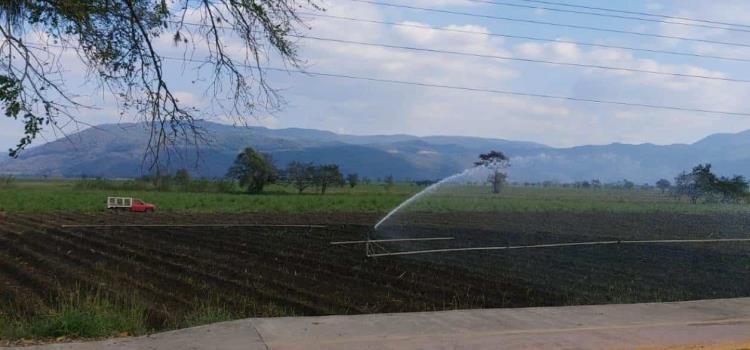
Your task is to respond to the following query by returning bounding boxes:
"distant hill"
[1,121,749,183]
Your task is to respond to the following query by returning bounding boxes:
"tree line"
[665,164,748,203]
[226,147,361,194]
[472,151,749,204]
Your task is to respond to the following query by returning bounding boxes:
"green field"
[1,180,748,214]
[0,180,414,213]
[405,185,750,214]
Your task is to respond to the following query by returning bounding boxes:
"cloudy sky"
[3,0,750,152]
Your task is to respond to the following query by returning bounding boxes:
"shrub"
[180,305,233,328]
[185,179,211,193]
[215,179,236,193]
[2,292,147,340]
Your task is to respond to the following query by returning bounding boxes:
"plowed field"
[1,211,749,330]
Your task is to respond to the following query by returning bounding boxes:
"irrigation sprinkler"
[365,238,750,258]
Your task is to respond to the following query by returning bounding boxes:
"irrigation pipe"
[367,238,750,257]
[330,237,455,245]
[60,224,328,228]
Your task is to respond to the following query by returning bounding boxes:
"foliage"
[314,164,344,195]
[215,179,237,194]
[180,305,234,329]
[656,178,671,192]
[476,150,510,194]
[1,292,147,340]
[0,0,322,161]
[226,148,277,194]
[284,161,315,194]
[346,173,359,189]
[673,171,700,203]
[672,164,748,203]
[620,179,635,190]
[474,150,509,167]
[713,175,748,202]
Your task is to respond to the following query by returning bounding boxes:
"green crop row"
[1,180,749,214]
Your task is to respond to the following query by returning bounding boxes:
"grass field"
[1,180,747,214]
[404,185,750,214]
[0,180,414,213]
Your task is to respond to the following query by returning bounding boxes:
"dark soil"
[1,211,749,331]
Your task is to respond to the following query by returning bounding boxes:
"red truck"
[107,197,156,212]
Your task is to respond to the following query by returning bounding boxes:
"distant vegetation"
[475,150,510,194]
[2,179,750,215]
[226,148,278,194]
[0,175,15,189]
[3,146,749,214]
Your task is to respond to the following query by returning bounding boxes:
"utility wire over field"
[512,0,750,29]
[464,0,750,33]
[302,12,750,63]
[167,18,750,83]
[348,0,750,49]
[296,35,750,84]
[208,61,750,118]
[25,42,750,119]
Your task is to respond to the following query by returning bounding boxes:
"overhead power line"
[298,35,749,84]
[464,0,750,34]
[514,0,750,30]
[165,21,750,83]
[348,0,750,49]
[158,56,750,118]
[26,41,750,118]
[301,12,750,63]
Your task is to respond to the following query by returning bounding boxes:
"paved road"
[12,298,750,350]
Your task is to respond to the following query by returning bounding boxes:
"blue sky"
[3,0,750,152]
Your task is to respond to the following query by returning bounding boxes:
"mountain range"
[1,121,748,183]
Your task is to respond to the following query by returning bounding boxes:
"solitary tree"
[314,164,344,195]
[0,1,322,163]
[346,173,359,189]
[656,179,671,193]
[285,161,315,194]
[475,151,510,194]
[226,148,277,194]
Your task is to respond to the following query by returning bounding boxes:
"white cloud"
[4,0,750,153]
[280,0,750,147]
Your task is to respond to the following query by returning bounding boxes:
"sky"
[3,0,750,151]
